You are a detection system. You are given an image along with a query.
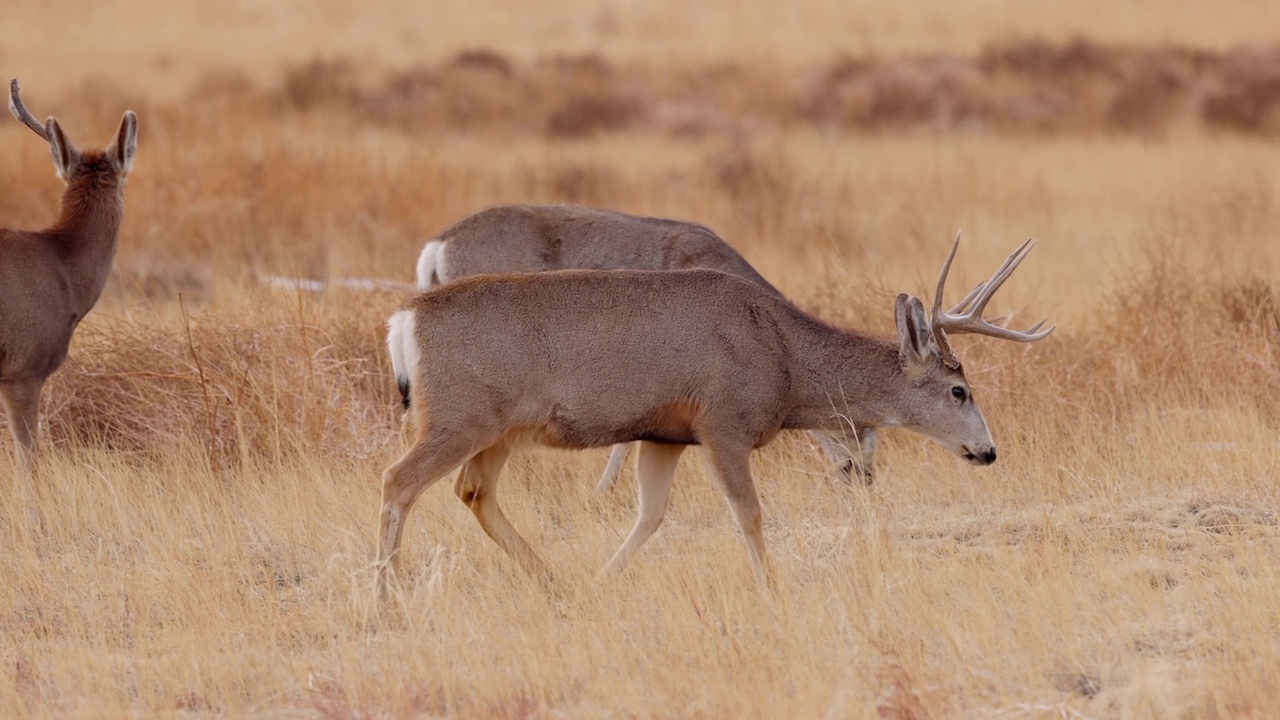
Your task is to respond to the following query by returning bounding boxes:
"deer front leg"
[595,442,633,492]
[1,378,45,477]
[702,440,773,585]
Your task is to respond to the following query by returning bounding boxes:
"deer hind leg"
[377,429,480,594]
[702,441,773,584]
[1,379,45,477]
[597,441,684,579]
[594,442,633,492]
[454,440,553,584]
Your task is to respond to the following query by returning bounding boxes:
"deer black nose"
[961,445,997,466]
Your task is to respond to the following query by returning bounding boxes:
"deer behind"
[378,235,1052,591]
[0,79,138,473]
[409,203,878,488]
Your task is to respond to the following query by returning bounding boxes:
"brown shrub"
[281,58,361,111]
[546,94,643,138]
[264,41,1280,138]
[1203,78,1280,135]
[448,48,515,77]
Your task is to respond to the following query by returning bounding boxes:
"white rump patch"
[416,240,449,290]
[386,309,421,393]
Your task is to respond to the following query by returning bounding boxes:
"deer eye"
[951,386,968,402]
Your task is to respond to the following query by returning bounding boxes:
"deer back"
[429,204,782,296]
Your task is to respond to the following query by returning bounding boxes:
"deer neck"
[49,177,124,315]
[783,312,908,431]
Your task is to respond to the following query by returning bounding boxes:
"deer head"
[892,232,1054,465]
[9,78,136,184]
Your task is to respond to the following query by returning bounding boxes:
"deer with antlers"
[378,233,1052,591]
[0,80,138,473]
[406,203,879,489]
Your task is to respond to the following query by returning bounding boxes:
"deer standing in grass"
[411,203,878,488]
[0,80,138,473]
[379,233,1053,591]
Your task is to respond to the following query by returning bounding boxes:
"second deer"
[408,203,877,488]
[0,80,138,474]
[379,233,1053,591]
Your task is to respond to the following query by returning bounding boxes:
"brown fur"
[414,203,876,488]
[0,91,137,474]
[424,204,781,292]
[377,267,1026,593]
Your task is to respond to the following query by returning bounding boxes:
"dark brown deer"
[0,79,137,473]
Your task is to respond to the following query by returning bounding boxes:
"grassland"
[2,2,1280,717]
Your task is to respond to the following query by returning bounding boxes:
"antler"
[930,231,1055,367]
[9,78,50,141]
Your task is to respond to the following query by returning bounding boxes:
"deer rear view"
[378,233,1053,592]
[0,80,138,473]
[408,203,878,488]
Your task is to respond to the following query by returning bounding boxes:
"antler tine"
[964,238,1036,318]
[932,235,1055,345]
[947,280,987,315]
[9,78,50,141]
[962,316,1055,343]
[931,230,963,319]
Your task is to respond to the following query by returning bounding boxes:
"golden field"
[3,2,1280,717]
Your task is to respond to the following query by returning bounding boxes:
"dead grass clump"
[543,54,644,138]
[43,298,397,467]
[257,41,1280,138]
[1105,60,1193,134]
[281,58,362,112]
[544,163,623,206]
[1092,249,1280,422]
[381,55,532,132]
[1216,280,1280,361]
[546,95,643,138]
[978,38,1121,80]
[1202,47,1280,134]
[798,55,993,132]
[448,48,515,77]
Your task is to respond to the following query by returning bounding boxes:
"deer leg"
[1,379,45,477]
[597,441,684,579]
[595,442,632,492]
[703,441,773,584]
[812,425,877,486]
[377,429,480,595]
[852,425,878,484]
[454,440,553,584]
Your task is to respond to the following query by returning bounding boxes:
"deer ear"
[106,111,137,174]
[46,117,82,180]
[895,293,935,371]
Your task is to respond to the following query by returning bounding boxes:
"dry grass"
[2,2,1280,718]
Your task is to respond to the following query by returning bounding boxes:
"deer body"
[417,204,779,291]
[413,203,877,488]
[0,80,137,473]
[378,237,1052,590]
[401,271,910,448]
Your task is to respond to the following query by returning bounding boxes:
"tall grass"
[1,3,1279,717]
